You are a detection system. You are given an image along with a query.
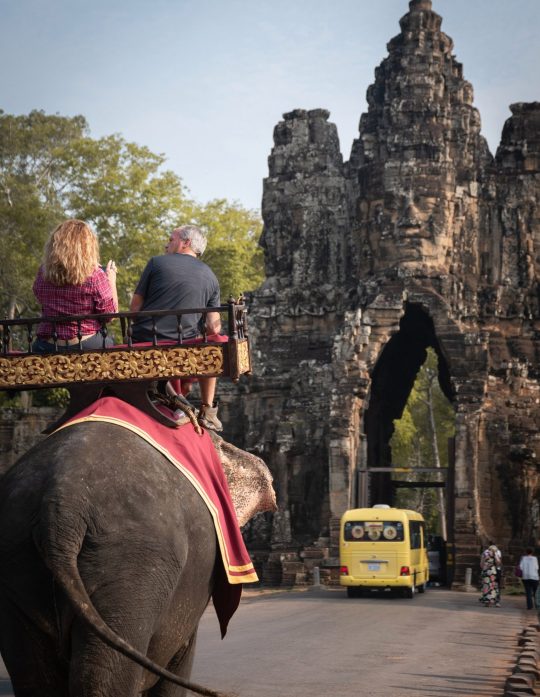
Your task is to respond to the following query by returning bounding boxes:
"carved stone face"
[397,193,439,238]
[208,431,277,527]
[360,188,453,270]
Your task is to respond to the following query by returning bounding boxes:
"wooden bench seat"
[0,301,251,430]
[0,338,251,391]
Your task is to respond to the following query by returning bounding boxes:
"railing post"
[51,321,58,352]
[227,297,238,340]
[241,304,249,341]
[2,321,10,355]
[25,321,33,353]
[125,316,132,347]
[227,297,240,381]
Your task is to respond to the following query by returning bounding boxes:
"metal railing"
[1,298,248,355]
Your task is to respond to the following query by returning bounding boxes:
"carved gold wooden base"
[0,341,250,391]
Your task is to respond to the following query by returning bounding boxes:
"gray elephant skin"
[0,421,276,697]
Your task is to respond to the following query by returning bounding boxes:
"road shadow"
[392,671,506,695]
[242,586,526,613]
[0,678,12,696]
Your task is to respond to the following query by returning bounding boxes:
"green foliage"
[60,136,195,307]
[32,388,70,408]
[390,348,455,533]
[0,110,87,315]
[0,110,263,317]
[194,199,263,301]
[0,387,69,409]
[0,391,24,408]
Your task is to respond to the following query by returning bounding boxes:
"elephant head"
[208,431,277,526]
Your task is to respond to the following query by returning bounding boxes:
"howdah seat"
[0,299,251,431]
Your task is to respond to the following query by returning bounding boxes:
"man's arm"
[205,311,221,335]
[104,260,118,312]
[130,258,153,313]
[130,293,144,312]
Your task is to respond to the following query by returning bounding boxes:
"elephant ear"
[208,432,277,528]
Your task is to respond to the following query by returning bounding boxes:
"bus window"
[343,520,405,542]
[409,521,423,550]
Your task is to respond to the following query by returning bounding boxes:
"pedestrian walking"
[479,545,501,607]
[518,548,539,610]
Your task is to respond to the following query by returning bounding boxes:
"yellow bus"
[339,505,429,598]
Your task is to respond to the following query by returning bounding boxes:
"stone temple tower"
[221,0,540,585]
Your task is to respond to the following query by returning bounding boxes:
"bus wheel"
[405,583,415,599]
[418,582,426,594]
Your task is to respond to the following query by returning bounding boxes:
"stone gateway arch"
[223,0,540,585]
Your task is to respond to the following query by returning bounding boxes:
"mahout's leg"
[0,597,69,697]
[146,632,198,697]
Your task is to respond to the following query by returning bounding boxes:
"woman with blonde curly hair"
[32,219,118,351]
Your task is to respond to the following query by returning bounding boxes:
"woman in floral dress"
[479,545,500,606]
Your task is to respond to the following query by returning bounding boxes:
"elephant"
[0,420,276,697]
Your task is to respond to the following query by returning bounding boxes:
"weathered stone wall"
[0,407,61,475]
[221,0,540,586]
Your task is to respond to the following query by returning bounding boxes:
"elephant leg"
[69,617,149,697]
[0,599,69,697]
[146,631,198,697]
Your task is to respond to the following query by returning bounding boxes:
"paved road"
[192,588,533,697]
[0,664,11,697]
[0,588,533,696]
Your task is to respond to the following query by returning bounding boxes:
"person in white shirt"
[519,548,539,609]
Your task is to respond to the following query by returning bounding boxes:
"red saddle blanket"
[55,395,256,636]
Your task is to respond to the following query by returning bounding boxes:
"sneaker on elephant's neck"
[198,405,223,432]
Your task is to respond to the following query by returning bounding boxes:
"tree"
[192,199,263,302]
[60,135,193,308]
[0,110,86,316]
[0,110,264,316]
[390,348,455,537]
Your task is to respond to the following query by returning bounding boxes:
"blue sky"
[1,0,539,211]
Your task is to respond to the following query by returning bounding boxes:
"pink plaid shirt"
[33,266,116,339]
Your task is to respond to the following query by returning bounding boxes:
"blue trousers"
[522,579,539,609]
[32,333,114,353]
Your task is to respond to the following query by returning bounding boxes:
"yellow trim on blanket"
[228,562,257,572]
[55,414,258,584]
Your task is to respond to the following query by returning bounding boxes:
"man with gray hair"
[130,224,223,430]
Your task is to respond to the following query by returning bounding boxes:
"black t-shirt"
[131,253,220,341]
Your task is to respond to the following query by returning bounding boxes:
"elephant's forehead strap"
[55,395,258,636]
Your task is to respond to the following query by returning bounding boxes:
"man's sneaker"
[198,404,223,432]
